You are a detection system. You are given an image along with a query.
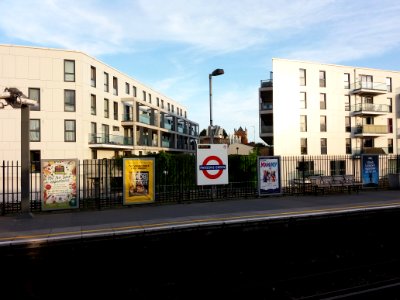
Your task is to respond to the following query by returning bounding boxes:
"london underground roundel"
[196,144,229,185]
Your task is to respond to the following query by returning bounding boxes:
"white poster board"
[196,144,229,185]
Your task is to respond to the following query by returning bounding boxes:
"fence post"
[2,161,4,215]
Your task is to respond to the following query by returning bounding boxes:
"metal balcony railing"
[89,133,133,145]
[352,103,391,113]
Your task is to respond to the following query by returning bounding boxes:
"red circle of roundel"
[202,155,224,179]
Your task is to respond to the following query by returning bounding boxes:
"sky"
[1,0,400,143]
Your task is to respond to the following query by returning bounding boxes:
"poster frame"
[257,156,282,196]
[361,154,379,188]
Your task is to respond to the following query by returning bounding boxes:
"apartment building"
[0,44,199,163]
[259,58,399,156]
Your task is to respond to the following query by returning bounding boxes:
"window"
[113,101,118,120]
[125,82,130,94]
[300,115,307,132]
[320,116,327,132]
[64,60,75,82]
[345,116,351,132]
[28,88,40,111]
[91,94,96,115]
[386,77,392,92]
[104,98,109,118]
[132,85,137,97]
[388,118,393,133]
[299,68,306,86]
[360,75,373,89]
[113,76,118,96]
[330,160,345,175]
[30,119,40,142]
[345,138,351,154]
[157,97,160,107]
[64,120,76,142]
[388,97,392,112]
[30,150,41,173]
[172,104,174,113]
[300,138,307,155]
[143,91,146,102]
[102,124,109,143]
[345,95,350,111]
[388,138,393,154]
[300,92,307,109]
[90,122,97,143]
[320,138,327,155]
[104,72,109,92]
[149,94,152,104]
[161,99,164,109]
[167,103,170,111]
[319,70,326,87]
[320,93,326,109]
[64,90,76,112]
[90,66,96,87]
[113,126,119,132]
[344,73,350,89]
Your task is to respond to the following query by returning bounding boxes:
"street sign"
[196,144,229,185]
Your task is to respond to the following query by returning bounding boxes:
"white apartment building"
[0,44,199,164]
[260,58,399,156]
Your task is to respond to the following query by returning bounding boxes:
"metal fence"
[1,154,399,215]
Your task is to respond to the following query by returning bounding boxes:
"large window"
[104,98,109,118]
[345,138,351,154]
[104,72,109,92]
[330,160,345,175]
[28,88,40,111]
[345,116,351,132]
[91,94,96,115]
[64,90,76,112]
[64,120,76,142]
[113,101,118,120]
[91,66,96,87]
[320,115,327,132]
[300,138,307,155]
[30,119,40,142]
[320,93,326,109]
[299,68,306,86]
[344,73,350,89]
[113,76,118,96]
[319,70,326,87]
[64,60,75,82]
[300,92,307,109]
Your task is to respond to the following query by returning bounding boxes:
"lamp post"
[0,88,37,216]
[209,68,224,143]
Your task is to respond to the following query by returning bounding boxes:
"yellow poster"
[123,158,155,204]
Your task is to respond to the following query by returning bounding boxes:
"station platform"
[0,189,399,247]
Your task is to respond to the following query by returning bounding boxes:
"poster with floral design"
[41,159,79,210]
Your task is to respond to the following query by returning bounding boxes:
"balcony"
[89,133,133,148]
[352,147,393,155]
[354,125,388,137]
[352,103,391,116]
[260,79,273,88]
[350,81,387,95]
[260,102,273,111]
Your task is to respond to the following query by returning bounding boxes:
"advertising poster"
[196,144,229,185]
[258,156,282,196]
[123,158,155,204]
[361,155,379,188]
[41,159,79,211]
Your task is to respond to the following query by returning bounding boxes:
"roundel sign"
[196,144,229,185]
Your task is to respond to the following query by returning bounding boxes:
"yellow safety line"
[1,201,400,243]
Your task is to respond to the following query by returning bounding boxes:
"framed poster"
[123,157,155,204]
[361,154,379,188]
[258,156,282,196]
[41,159,79,211]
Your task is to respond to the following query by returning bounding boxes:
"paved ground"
[0,189,399,246]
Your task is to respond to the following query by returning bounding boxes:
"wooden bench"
[309,175,362,195]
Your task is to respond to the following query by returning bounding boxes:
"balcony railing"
[352,103,391,114]
[350,81,387,95]
[89,133,133,145]
[260,102,273,110]
[354,125,387,135]
[260,79,273,88]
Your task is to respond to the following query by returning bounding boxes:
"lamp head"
[211,69,224,76]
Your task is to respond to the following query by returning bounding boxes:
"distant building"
[228,143,254,155]
[233,127,248,144]
[259,58,399,156]
[0,44,199,163]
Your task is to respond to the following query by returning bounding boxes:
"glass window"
[90,122,97,143]
[125,82,130,94]
[104,72,109,92]
[319,70,326,87]
[300,138,307,155]
[344,73,350,89]
[64,60,75,82]
[113,76,118,96]
[346,138,351,154]
[30,119,40,142]
[388,138,393,154]
[388,97,392,112]
[345,95,350,111]
[157,97,160,107]
[104,98,109,118]
[64,120,76,142]
[320,93,326,110]
[143,91,146,102]
[388,118,393,133]
[320,116,327,132]
[30,150,41,173]
[300,92,307,109]
[300,115,307,132]
[299,68,306,86]
[91,94,96,115]
[132,85,137,97]
[149,93,152,104]
[113,101,118,120]
[64,90,76,112]
[28,88,40,111]
[90,66,96,87]
[320,138,327,155]
[386,77,392,92]
[345,116,351,132]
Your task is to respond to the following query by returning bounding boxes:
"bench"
[309,175,362,195]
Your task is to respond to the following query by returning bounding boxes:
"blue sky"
[1,0,400,143]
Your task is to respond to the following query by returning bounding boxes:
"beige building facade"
[260,58,399,156]
[0,44,199,163]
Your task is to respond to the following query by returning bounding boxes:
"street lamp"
[0,88,37,216]
[209,68,224,143]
